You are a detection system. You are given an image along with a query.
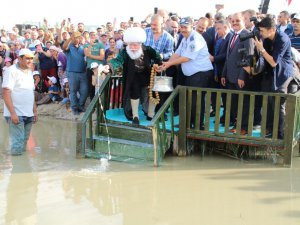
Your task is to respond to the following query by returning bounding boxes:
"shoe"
[78,108,86,113]
[132,117,139,125]
[210,111,216,117]
[73,110,80,116]
[146,116,153,121]
[240,129,248,135]
[265,130,272,138]
[10,152,22,156]
[229,126,236,133]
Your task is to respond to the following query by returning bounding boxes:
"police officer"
[161,17,214,129]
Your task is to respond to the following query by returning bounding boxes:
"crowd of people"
[1,4,300,155]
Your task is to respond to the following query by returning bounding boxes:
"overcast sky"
[1,0,299,29]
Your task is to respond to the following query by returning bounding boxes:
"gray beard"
[126,45,143,60]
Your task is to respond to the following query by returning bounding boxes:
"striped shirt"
[290,33,300,52]
[144,27,174,60]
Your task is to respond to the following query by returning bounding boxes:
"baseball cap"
[33,40,42,46]
[47,76,57,84]
[89,28,97,33]
[179,17,193,26]
[0,37,7,43]
[31,25,37,29]
[4,57,12,63]
[292,13,300,21]
[18,48,34,57]
[33,71,40,76]
[91,62,98,69]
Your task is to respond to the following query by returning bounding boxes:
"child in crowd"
[2,57,12,75]
[60,78,71,112]
[33,70,47,101]
[47,76,61,102]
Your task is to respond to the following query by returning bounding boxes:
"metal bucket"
[152,73,174,92]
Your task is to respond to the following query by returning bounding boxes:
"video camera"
[239,17,261,41]
[237,48,253,67]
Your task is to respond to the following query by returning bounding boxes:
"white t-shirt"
[2,64,34,117]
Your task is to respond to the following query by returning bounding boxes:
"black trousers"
[185,70,214,127]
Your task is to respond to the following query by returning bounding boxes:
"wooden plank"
[272,96,280,139]
[152,128,158,166]
[205,91,211,131]
[187,89,192,129]
[195,90,201,130]
[248,94,255,136]
[214,91,221,134]
[235,93,244,134]
[261,95,268,137]
[224,92,232,133]
[178,86,187,156]
[284,95,296,167]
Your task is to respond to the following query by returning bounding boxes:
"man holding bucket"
[161,17,214,129]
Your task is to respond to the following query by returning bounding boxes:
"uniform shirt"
[144,27,174,60]
[175,30,213,76]
[2,63,34,117]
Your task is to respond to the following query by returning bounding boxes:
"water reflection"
[0,118,300,225]
[5,156,38,225]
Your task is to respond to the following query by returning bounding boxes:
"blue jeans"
[67,71,88,112]
[5,116,33,155]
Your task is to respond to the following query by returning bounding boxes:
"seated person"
[47,76,61,102]
[33,70,48,101]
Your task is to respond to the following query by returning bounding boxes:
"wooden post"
[76,122,85,158]
[284,95,296,167]
[178,86,187,156]
[152,128,158,166]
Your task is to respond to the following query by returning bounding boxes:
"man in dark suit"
[209,20,233,123]
[221,12,255,134]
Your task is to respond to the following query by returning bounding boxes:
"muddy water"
[0,118,300,225]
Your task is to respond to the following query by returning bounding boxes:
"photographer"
[254,17,294,139]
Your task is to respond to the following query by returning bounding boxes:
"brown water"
[0,118,300,225]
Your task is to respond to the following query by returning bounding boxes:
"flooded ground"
[0,117,300,225]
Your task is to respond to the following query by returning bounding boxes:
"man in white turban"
[108,27,162,125]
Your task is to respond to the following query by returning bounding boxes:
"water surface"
[0,118,300,225]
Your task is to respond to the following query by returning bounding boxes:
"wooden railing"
[148,86,179,166]
[76,74,123,157]
[177,86,300,167]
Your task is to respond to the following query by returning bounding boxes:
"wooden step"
[89,135,155,161]
[98,122,153,144]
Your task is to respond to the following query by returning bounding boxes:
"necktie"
[230,33,238,49]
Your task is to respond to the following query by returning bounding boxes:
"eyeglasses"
[292,20,300,23]
[231,19,241,23]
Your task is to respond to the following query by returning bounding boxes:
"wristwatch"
[260,49,266,54]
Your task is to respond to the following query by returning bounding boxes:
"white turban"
[123,27,146,43]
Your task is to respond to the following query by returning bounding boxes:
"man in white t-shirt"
[2,48,38,155]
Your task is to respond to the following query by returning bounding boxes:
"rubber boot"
[147,101,156,121]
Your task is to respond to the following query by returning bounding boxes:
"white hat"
[33,71,40,76]
[123,27,146,43]
[18,48,34,57]
[63,77,68,85]
[33,40,42,46]
[89,28,97,33]
[47,76,57,84]
[0,37,7,43]
[91,62,99,69]
[8,30,16,35]
[49,45,59,52]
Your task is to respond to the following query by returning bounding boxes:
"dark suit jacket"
[202,27,215,55]
[222,29,255,83]
[214,32,233,77]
